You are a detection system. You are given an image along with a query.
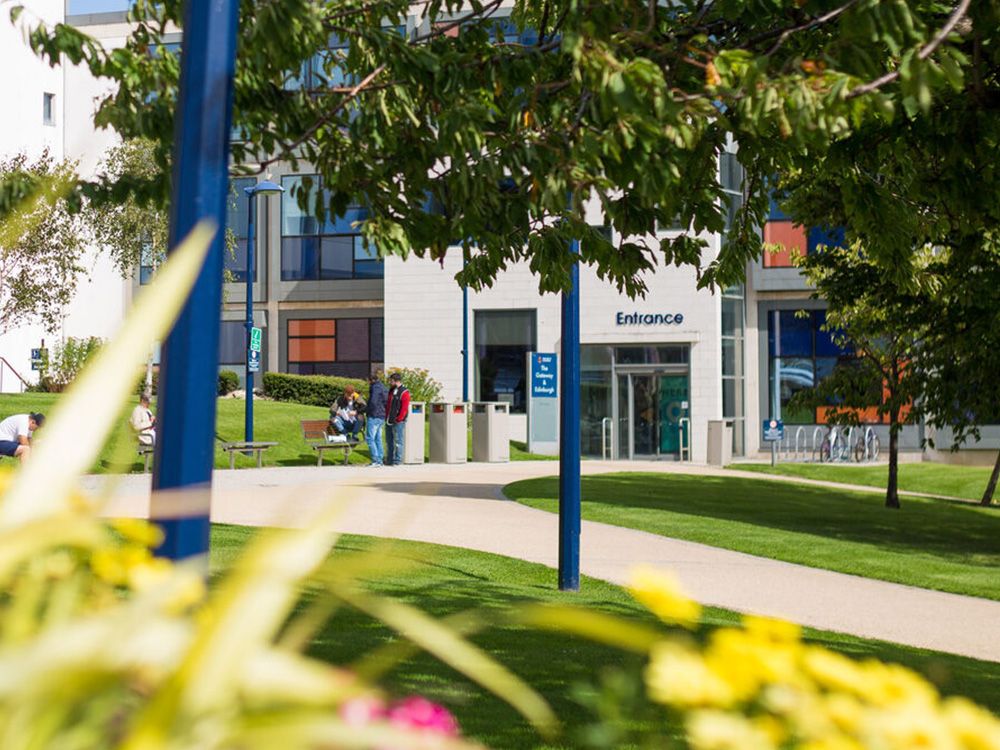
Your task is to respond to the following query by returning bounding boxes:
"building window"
[720,149,744,233]
[42,93,55,126]
[767,309,853,423]
[138,238,155,285]
[474,310,536,413]
[721,286,745,455]
[219,320,249,386]
[286,317,384,378]
[280,175,383,281]
[226,177,256,283]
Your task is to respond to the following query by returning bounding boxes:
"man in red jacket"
[385,372,411,466]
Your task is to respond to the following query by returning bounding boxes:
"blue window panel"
[773,310,812,357]
[370,318,384,362]
[807,225,845,254]
[323,203,369,234]
[319,237,353,279]
[353,236,378,260]
[281,176,320,235]
[814,310,852,356]
[354,260,384,278]
[768,196,790,221]
[281,237,319,280]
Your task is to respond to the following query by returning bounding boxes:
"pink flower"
[387,696,459,736]
[340,695,388,727]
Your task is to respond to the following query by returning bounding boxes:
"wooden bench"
[137,444,154,473]
[301,419,357,466]
[221,441,278,469]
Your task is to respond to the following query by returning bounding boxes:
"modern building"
[2,2,996,465]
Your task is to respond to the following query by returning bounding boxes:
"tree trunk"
[886,408,900,509]
[981,450,1000,506]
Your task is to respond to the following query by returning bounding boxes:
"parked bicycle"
[854,425,880,463]
[819,426,852,463]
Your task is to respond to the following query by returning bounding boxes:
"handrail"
[601,417,613,460]
[678,417,690,461]
[0,357,29,393]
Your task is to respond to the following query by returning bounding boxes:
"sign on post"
[762,419,784,442]
[526,352,559,455]
[249,326,262,352]
[247,349,261,373]
[30,348,46,371]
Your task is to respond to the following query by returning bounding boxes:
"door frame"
[613,365,689,460]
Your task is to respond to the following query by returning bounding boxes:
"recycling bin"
[403,402,426,464]
[429,402,468,463]
[472,402,510,462]
[707,420,733,466]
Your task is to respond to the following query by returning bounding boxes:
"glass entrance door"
[620,372,689,459]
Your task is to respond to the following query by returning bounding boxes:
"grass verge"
[731,461,995,502]
[506,472,1000,601]
[211,526,1000,749]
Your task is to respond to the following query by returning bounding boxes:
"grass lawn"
[731,461,995,502]
[210,526,1000,749]
[0,393,552,473]
[506,473,1000,601]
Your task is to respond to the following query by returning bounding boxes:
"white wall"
[385,227,727,461]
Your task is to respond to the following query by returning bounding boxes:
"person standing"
[0,412,44,464]
[385,372,411,466]
[365,372,388,467]
[130,392,156,446]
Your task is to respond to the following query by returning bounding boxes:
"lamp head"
[245,180,284,196]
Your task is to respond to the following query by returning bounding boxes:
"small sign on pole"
[762,419,784,442]
[249,326,262,352]
[30,348,46,371]
[247,348,261,373]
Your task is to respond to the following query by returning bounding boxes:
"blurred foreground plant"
[522,566,1000,750]
[0,215,555,749]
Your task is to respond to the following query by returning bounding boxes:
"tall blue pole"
[559,239,581,591]
[244,189,256,444]
[152,0,241,561]
[462,281,469,402]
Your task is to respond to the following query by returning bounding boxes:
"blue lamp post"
[243,180,283,443]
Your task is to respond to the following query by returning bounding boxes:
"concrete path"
[83,461,1000,663]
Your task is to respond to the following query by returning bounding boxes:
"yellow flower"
[161,570,207,615]
[110,518,164,548]
[628,566,701,629]
[743,615,801,644]
[705,628,802,701]
[90,544,153,586]
[686,710,776,750]
[942,697,1000,750]
[801,647,869,697]
[127,556,174,593]
[646,641,734,709]
[861,704,959,750]
[862,662,939,708]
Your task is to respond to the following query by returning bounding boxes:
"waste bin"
[429,402,468,463]
[471,402,510,462]
[404,402,426,464]
[707,420,733,466]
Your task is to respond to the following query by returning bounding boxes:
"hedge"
[261,372,368,407]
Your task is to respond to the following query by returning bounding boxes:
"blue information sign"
[247,348,261,373]
[762,419,784,442]
[530,353,558,398]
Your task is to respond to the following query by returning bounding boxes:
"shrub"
[262,371,368,407]
[218,369,239,395]
[386,366,443,404]
[133,368,159,396]
[38,336,104,392]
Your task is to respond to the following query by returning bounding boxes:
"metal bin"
[471,402,510,462]
[403,402,426,464]
[429,402,468,463]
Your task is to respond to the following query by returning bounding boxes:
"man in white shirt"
[129,393,156,446]
[0,412,44,464]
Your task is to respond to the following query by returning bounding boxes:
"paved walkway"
[83,461,1000,663]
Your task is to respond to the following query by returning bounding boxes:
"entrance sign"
[526,352,559,455]
[762,419,784,442]
[531,352,557,398]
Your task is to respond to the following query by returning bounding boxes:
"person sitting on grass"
[0,412,44,464]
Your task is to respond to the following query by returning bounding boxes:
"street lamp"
[244,180,283,444]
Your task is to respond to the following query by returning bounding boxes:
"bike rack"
[793,426,806,460]
[862,425,877,462]
[678,417,690,461]
[601,417,613,460]
[811,426,825,462]
[843,427,855,462]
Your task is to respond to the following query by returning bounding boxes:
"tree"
[794,244,928,509]
[87,138,169,279]
[0,151,88,336]
[13,0,982,295]
[909,236,1000,505]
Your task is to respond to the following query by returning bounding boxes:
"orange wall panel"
[289,337,335,362]
[763,222,807,268]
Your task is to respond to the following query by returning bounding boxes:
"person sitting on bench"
[130,392,156,446]
[329,394,361,441]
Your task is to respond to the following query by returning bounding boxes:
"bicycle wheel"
[854,438,865,463]
[871,435,880,461]
[819,438,832,463]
